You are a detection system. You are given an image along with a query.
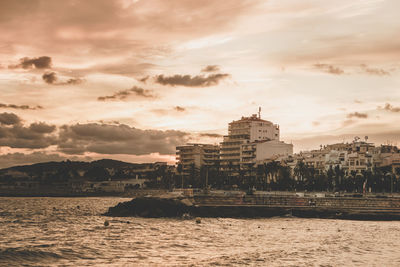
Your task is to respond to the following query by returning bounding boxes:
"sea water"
[1,197,400,266]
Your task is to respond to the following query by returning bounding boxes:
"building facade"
[176,143,220,174]
[220,112,292,171]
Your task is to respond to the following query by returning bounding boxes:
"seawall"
[192,195,400,220]
[104,194,400,220]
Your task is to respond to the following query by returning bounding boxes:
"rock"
[195,217,201,224]
[103,196,192,218]
[104,220,109,227]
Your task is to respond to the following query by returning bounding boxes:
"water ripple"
[1,197,400,266]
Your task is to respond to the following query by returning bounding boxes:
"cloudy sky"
[0,0,400,168]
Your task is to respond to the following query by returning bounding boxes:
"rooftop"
[231,114,273,124]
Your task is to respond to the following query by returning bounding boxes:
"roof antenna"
[258,107,261,119]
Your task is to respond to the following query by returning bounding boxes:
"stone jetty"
[103,194,400,220]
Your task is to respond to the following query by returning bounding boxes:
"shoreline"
[103,194,400,220]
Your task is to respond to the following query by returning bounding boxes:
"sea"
[1,197,400,267]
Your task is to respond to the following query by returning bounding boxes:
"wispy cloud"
[347,112,368,119]
[199,133,223,138]
[201,65,220,72]
[313,63,344,75]
[155,73,230,87]
[174,106,185,112]
[360,64,391,76]
[97,86,155,101]
[42,72,84,85]
[379,103,400,112]
[0,103,43,110]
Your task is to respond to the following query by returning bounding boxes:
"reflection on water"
[1,197,400,266]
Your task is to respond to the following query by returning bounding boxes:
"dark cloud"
[380,103,400,113]
[155,73,230,87]
[58,123,189,155]
[0,103,43,110]
[0,114,56,149]
[313,64,344,75]
[29,122,56,134]
[199,133,223,138]
[97,86,155,101]
[174,106,185,112]
[42,72,57,84]
[42,71,84,85]
[347,112,368,119]
[360,64,391,76]
[0,113,189,155]
[9,56,52,69]
[201,65,220,72]
[0,112,21,125]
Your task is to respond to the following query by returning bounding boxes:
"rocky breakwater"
[103,196,194,217]
[104,194,400,220]
[103,195,288,218]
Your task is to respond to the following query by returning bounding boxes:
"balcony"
[242,146,255,152]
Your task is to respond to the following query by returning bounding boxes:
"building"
[292,138,399,176]
[176,143,220,174]
[241,139,293,167]
[220,110,292,171]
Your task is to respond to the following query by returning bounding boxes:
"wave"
[0,247,64,264]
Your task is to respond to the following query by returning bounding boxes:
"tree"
[326,166,335,192]
[84,166,110,181]
[276,165,293,191]
[334,165,344,192]
[177,164,183,188]
[294,160,308,191]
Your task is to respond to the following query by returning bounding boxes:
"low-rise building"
[176,143,220,174]
[241,139,293,167]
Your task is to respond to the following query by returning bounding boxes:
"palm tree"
[228,161,234,188]
[294,160,308,191]
[177,164,183,188]
[256,164,264,190]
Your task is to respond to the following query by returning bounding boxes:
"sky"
[0,0,400,168]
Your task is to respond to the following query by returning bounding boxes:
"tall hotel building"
[220,111,292,170]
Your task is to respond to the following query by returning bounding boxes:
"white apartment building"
[296,139,379,175]
[220,112,292,170]
[241,140,293,166]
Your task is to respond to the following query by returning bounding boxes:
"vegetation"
[0,159,399,194]
[166,161,399,194]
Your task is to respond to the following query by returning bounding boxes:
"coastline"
[103,193,400,220]
[0,189,168,198]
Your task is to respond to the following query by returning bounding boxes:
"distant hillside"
[0,159,168,183]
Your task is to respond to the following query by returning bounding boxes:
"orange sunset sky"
[0,0,400,168]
